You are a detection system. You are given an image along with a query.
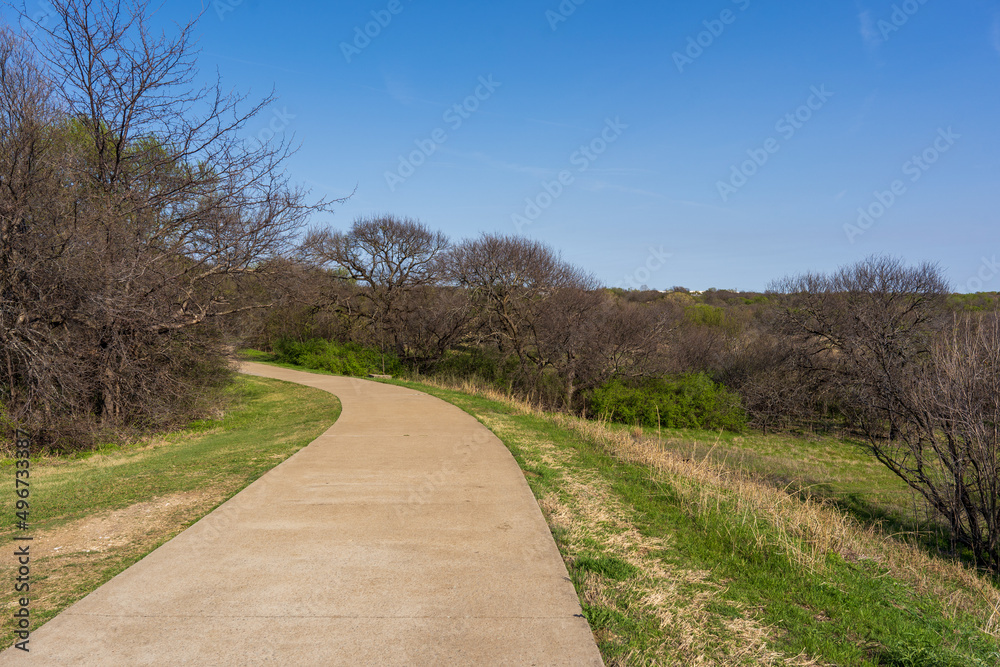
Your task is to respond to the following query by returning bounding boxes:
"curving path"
[1,363,603,666]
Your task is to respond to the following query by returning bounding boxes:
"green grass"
[219,357,1000,663]
[384,379,999,666]
[0,375,341,648]
[624,425,916,516]
[614,423,961,560]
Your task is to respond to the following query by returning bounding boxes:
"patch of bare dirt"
[1,489,229,626]
[37,489,225,557]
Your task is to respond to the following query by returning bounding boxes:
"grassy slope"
[600,424,930,539]
[0,375,341,647]
[389,378,999,666]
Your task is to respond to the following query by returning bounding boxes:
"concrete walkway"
[2,363,602,665]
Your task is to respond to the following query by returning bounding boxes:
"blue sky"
[15,0,1000,291]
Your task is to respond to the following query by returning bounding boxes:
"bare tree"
[535,293,677,409]
[878,313,1000,570]
[716,328,816,434]
[771,257,1000,571]
[1,2,343,449]
[0,26,77,435]
[446,233,593,371]
[771,255,948,439]
[533,287,604,407]
[393,285,474,370]
[595,299,677,381]
[301,215,450,357]
[232,258,359,349]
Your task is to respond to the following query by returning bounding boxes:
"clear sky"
[15,0,1000,291]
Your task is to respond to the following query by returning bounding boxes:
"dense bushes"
[0,7,332,452]
[272,339,404,377]
[590,374,747,432]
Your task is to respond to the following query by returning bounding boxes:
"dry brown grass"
[477,410,809,665]
[421,375,1000,641]
[418,375,545,414]
[557,415,1000,636]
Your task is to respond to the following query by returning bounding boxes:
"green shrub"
[591,374,747,432]
[272,338,403,377]
[685,304,726,327]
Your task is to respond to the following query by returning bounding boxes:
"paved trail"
[1,363,602,665]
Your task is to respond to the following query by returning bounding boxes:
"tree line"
[255,232,1000,571]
